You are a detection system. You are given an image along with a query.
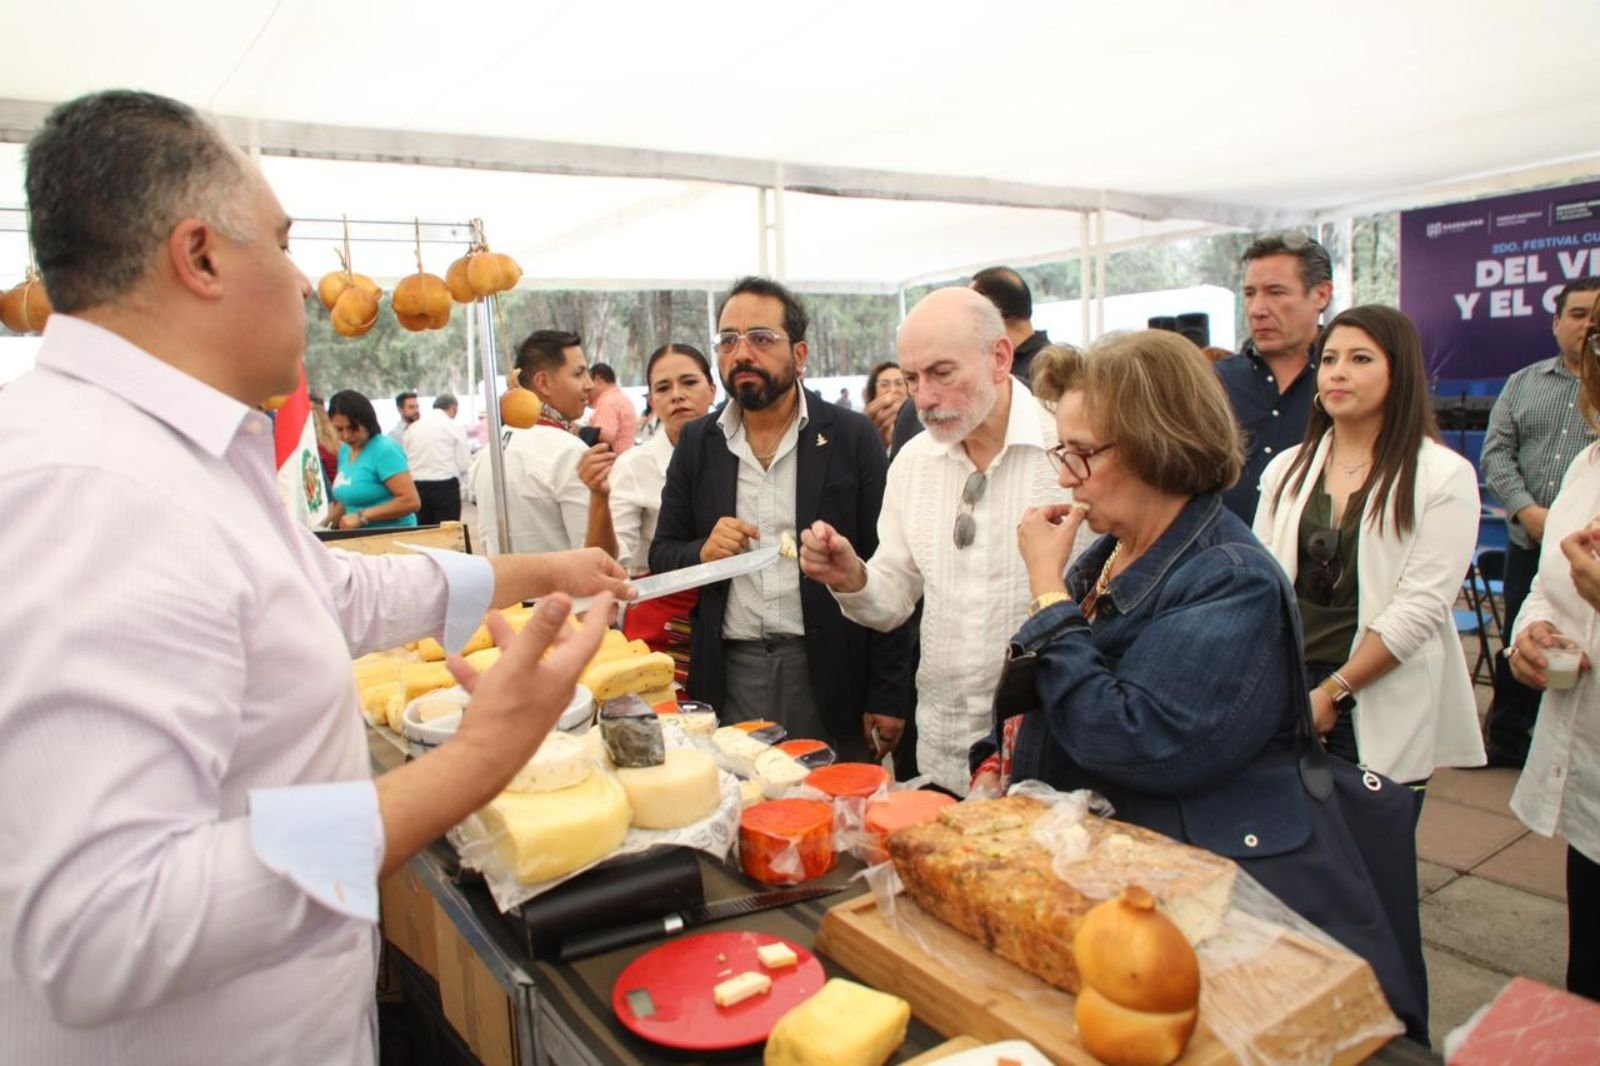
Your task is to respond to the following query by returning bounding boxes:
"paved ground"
[1417,679,1570,1048]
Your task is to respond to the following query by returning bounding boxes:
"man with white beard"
[800,286,1092,794]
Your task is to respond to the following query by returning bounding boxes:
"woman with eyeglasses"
[975,331,1429,1037]
[1254,304,1485,806]
[582,343,718,653]
[1506,296,1600,1002]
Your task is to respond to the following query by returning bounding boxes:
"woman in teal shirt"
[326,390,421,529]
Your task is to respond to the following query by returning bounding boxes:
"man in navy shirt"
[1216,234,1333,521]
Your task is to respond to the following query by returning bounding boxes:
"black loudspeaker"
[1147,315,1178,332]
[1177,313,1210,349]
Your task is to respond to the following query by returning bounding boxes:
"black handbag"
[1252,581,1431,1041]
[991,610,1082,722]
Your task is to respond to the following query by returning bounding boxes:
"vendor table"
[367,727,1442,1066]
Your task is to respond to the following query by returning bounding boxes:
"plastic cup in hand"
[1542,637,1582,690]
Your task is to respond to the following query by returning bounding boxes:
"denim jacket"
[978,493,1310,859]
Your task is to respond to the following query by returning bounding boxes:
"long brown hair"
[1580,292,1600,430]
[1269,304,1438,536]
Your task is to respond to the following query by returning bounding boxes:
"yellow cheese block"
[460,624,495,656]
[477,770,631,884]
[464,647,501,673]
[614,749,721,829]
[401,661,457,702]
[581,652,676,701]
[625,638,651,656]
[353,657,404,691]
[359,680,405,728]
[763,979,909,1066]
[415,637,448,662]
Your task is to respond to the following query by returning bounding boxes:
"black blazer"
[649,390,914,740]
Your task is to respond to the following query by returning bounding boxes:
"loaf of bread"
[886,796,1234,995]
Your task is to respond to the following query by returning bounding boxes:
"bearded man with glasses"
[651,276,913,761]
[799,286,1091,795]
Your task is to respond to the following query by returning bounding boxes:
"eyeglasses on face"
[1302,526,1343,607]
[952,470,988,549]
[1045,441,1117,481]
[715,328,788,356]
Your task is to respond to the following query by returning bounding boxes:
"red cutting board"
[612,931,824,1051]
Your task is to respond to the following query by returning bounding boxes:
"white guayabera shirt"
[834,380,1092,794]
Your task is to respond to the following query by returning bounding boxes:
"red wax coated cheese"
[866,789,957,840]
[739,799,836,885]
[804,762,890,800]
[861,789,957,864]
[776,738,836,769]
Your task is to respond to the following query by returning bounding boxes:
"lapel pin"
[816,433,828,447]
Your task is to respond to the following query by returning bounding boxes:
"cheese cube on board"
[712,971,772,1007]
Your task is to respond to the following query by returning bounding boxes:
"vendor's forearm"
[375,739,515,879]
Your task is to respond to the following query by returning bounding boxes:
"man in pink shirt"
[586,362,640,453]
[0,90,631,1066]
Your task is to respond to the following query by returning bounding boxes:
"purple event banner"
[1400,179,1600,381]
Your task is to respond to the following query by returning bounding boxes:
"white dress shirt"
[1255,434,1486,783]
[609,428,674,576]
[472,423,589,555]
[405,407,470,482]
[834,381,1091,794]
[0,316,491,1065]
[1511,444,1600,865]
[720,393,808,640]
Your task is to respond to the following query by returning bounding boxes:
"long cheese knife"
[563,544,785,616]
[557,883,845,961]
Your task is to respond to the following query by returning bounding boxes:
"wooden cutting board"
[816,893,1396,1066]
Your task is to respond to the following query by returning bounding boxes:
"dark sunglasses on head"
[1302,527,1342,607]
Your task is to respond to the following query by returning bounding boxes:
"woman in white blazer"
[1254,305,1486,803]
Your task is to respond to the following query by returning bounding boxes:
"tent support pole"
[706,290,717,345]
[1094,202,1107,337]
[476,297,513,555]
[465,309,476,421]
[1078,214,1091,344]
[772,165,787,282]
[757,189,769,275]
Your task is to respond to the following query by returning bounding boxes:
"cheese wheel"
[477,771,631,884]
[506,731,593,794]
[763,978,909,1066]
[862,790,957,864]
[740,799,835,885]
[804,763,890,800]
[713,726,772,776]
[614,749,721,829]
[753,748,809,797]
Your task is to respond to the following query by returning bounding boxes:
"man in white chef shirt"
[0,90,631,1066]
[799,286,1093,794]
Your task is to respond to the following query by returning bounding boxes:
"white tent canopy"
[2,0,1599,290]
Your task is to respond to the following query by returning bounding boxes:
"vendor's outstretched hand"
[547,547,635,601]
[448,594,611,781]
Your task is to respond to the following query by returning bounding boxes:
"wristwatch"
[1317,674,1357,713]
[1028,591,1072,618]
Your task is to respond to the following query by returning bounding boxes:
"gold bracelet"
[1028,591,1072,618]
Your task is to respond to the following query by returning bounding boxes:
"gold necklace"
[1093,542,1123,601]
